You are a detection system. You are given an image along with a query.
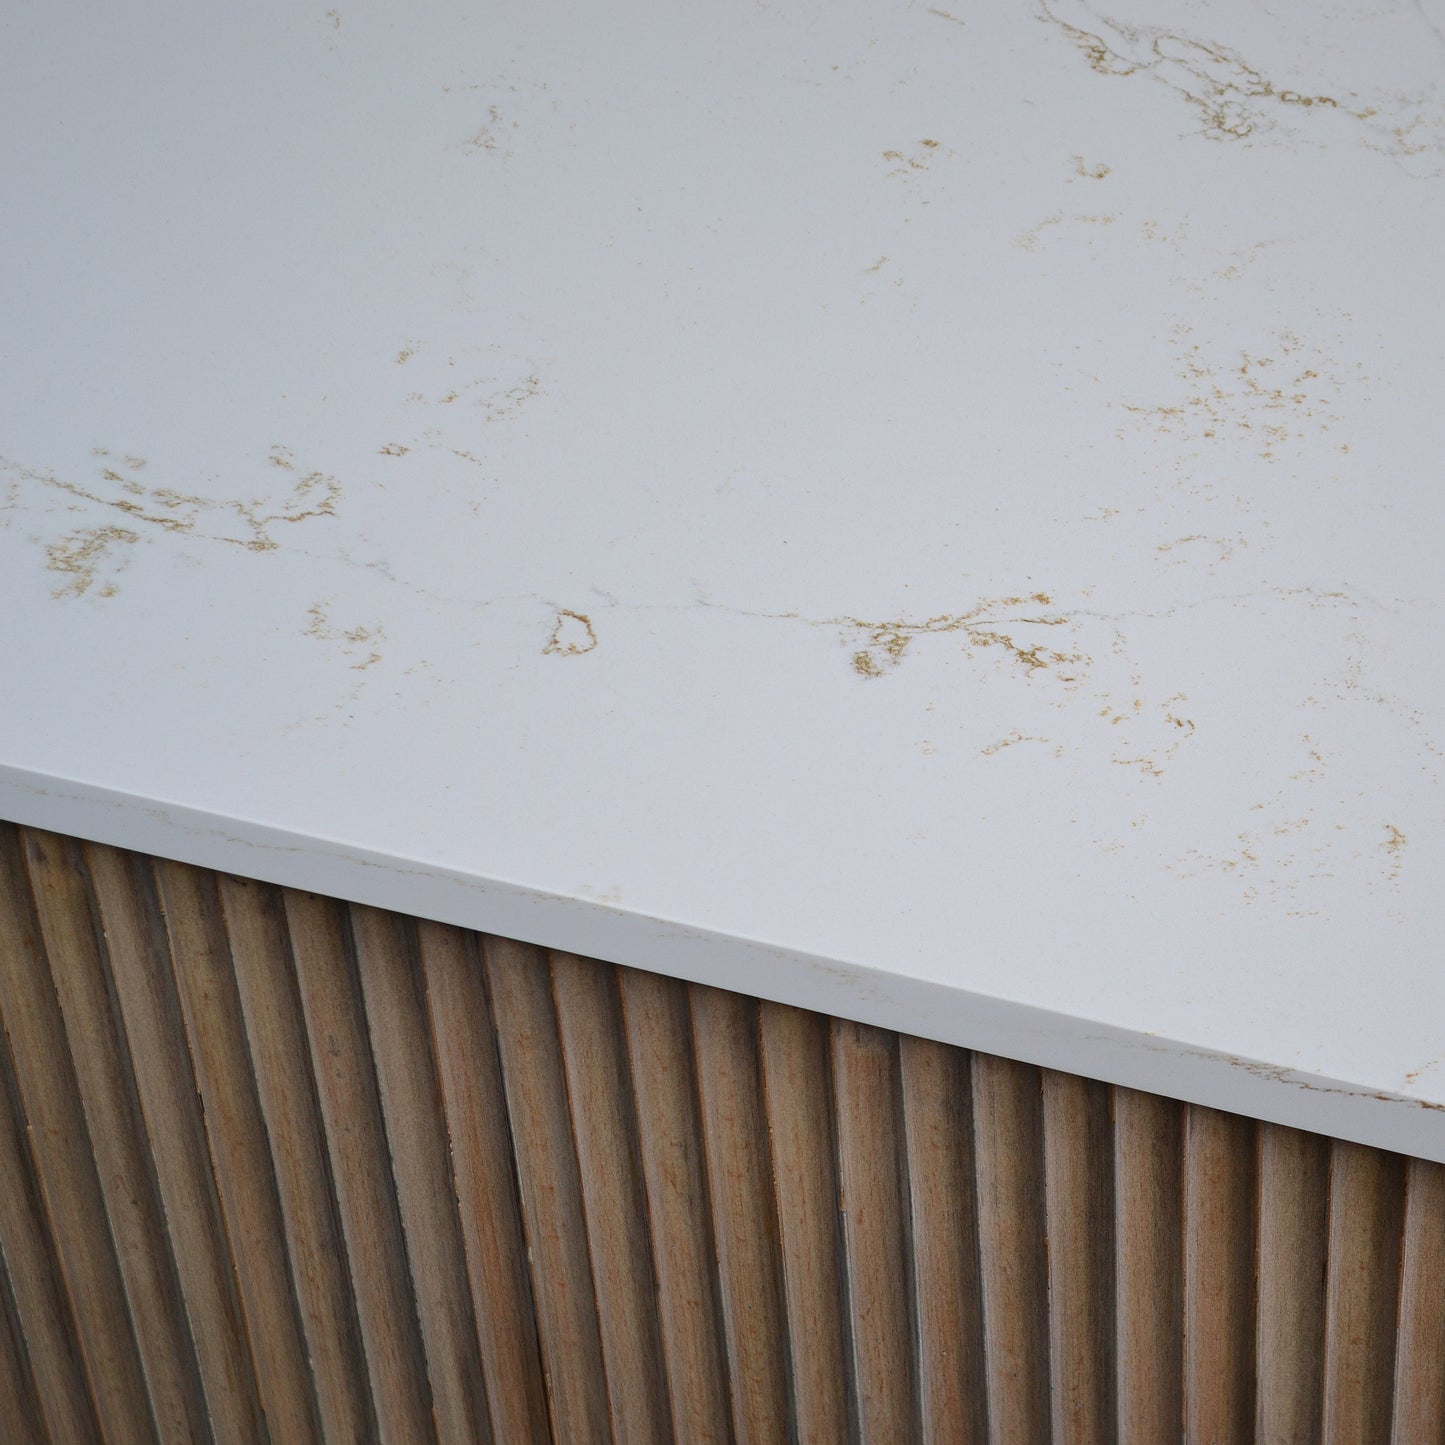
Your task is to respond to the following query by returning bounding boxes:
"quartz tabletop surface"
[4,0,1445,1155]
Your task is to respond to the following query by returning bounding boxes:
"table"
[4,0,1444,1159]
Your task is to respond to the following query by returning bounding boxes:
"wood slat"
[0,828,158,1445]
[550,951,670,1443]
[1393,1157,1445,1444]
[218,874,377,1445]
[1041,1068,1115,1445]
[152,857,321,1445]
[0,1010,91,1445]
[1113,1086,1183,1445]
[689,985,792,1444]
[758,1000,851,1445]
[899,1035,989,1445]
[1322,1141,1406,1445]
[1256,1122,1330,1444]
[483,934,611,1442]
[972,1052,1050,1445]
[416,920,551,1445]
[283,889,436,1444]
[82,839,266,1443]
[0,1239,44,1445]
[1184,1105,1257,1443]
[21,832,206,1444]
[831,1018,916,1442]
[623,968,733,1444]
[349,904,493,1444]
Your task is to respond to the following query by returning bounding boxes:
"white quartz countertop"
[5,0,1445,1157]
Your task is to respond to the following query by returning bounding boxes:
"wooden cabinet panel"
[0,820,1437,1441]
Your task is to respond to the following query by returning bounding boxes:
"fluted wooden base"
[0,821,1441,1442]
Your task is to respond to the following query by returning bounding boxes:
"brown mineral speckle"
[45,526,139,598]
[434,369,542,421]
[1119,323,1353,462]
[305,599,385,670]
[882,140,946,175]
[1040,2,1368,144]
[544,609,598,657]
[981,731,1049,756]
[1384,823,1408,879]
[839,593,1086,683]
[4,449,344,593]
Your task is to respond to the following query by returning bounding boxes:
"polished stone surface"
[4,0,1444,1153]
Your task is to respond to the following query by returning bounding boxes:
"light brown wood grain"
[218,874,377,1445]
[1041,1068,1115,1445]
[417,919,551,1445]
[621,966,733,1443]
[23,833,206,1444]
[1183,1105,1256,1444]
[153,857,322,1445]
[349,904,493,1444]
[0,829,160,1445]
[482,934,611,1442]
[1392,1157,1445,1444]
[758,999,851,1445]
[283,888,436,1445]
[831,1018,916,1442]
[0,1248,43,1445]
[550,952,671,1444]
[972,1052,1050,1445]
[0,1013,97,1445]
[1322,1141,1406,1445]
[1113,1086,1183,1445]
[689,984,792,1445]
[1256,1122,1330,1444]
[6,824,1445,1443]
[82,838,265,1443]
[899,1035,988,1445]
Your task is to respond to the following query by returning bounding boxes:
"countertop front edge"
[3,761,1440,1163]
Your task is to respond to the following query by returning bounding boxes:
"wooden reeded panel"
[0,820,1442,1443]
